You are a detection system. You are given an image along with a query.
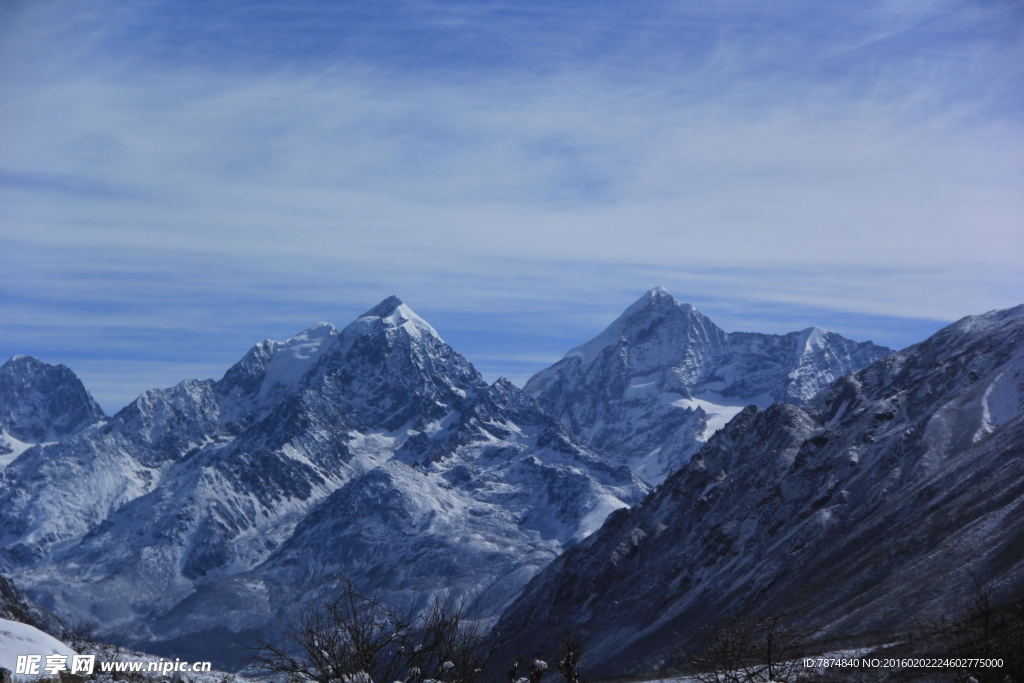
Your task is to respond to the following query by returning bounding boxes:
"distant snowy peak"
[797,326,828,355]
[0,355,105,443]
[525,288,891,483]
[564,286,710,364]
[535,286,889,404]
[340,295,443,348]
[212,296,473,436]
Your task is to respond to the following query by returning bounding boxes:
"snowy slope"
[0,618,75,679]
[141,377,646,654]
[493,304,1024,679]
[525,287,891,483]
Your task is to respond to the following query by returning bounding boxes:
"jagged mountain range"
[526,286,890,483]
[0,289,904,668]
[0,296,647,665]
[493,303,1024,679]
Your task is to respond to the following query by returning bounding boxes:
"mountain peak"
[0,355,106,442]
[639,285,686,307]
[361,295,405,319]
[255,322,339,398]
[341,296,442,344]
[562,287,699,363]
[623,286,698,320]
[796,326,832,354]
[4,355,44,369]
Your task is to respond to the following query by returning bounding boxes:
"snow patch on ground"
[980,351,1024,431]
[575,494,630,540]
[0,619,75,680]
[624,372,663,398]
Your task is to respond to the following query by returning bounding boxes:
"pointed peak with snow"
[341,296,443,344]
[617,286,698,321]
[563,287,702,363]
[3,355,43,369]
[637,285,688,307]
[361,295,406,319]
[795,326,838,357]
[646,285,681,302]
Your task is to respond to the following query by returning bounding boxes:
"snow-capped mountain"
[525,286,891,483]
[139,377,644,658]
[492,304,1024,679]
[0,297,645,666]
[0,356,105,446]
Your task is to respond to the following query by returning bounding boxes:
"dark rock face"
[524,287,891,483]
[0,574,59,633]
[0,356,105,443]
[493,304,1024,679]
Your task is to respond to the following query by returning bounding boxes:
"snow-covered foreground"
[0,618,76,681]
[0,618,255,683]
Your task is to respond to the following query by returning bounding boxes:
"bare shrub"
[62,619,99,655]
[929,577,1024,683]
[681,614,822,683]
[556,633,586,683]
[251,578,506,683]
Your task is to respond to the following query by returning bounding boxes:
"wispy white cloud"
[1,0,1022,409]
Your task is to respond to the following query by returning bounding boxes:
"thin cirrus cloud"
[1,0,1022,412]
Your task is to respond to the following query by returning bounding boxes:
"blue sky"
[2,0,1022,413]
